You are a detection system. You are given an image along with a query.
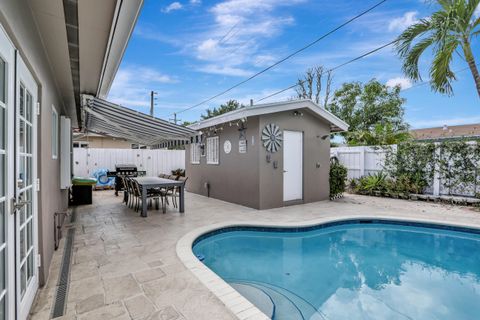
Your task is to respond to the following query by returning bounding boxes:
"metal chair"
[169,176,188,209]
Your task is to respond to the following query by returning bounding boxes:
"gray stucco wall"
[186,109,332,210]
[186,117,260,209]
[258,110,331,209]
[0,0,69,285]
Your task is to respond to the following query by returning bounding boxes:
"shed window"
[206,136,219,165]
[190,143,200,164]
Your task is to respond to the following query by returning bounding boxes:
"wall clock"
[223,140,232,154]
[261,123,282,153]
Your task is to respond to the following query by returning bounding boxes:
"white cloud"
[195,64,253,77]
[188,0,304,75]
[190,0,201,4]
[108,66,178,110]
[475,4,480,18]
[162,2,183,13]
[386,77,412,90]
[388,11,418,32]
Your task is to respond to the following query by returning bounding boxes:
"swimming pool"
[192,220,480,320]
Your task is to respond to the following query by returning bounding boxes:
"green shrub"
[330,157,348,198]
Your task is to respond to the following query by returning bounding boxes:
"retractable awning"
[83,96,197,146]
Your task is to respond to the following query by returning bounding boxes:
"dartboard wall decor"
[261,123,283,153]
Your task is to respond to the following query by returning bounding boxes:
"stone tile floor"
[30,191,480,320]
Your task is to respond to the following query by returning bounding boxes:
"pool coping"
[175,215,480,320]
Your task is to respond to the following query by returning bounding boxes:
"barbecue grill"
[108,164,145,196]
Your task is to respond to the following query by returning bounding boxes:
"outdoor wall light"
[318,134,330,140]
[293,110,304,117]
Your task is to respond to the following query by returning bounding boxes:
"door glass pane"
[25,125,31,154]
[19,84,24,117]
[0,58,5,104]
[19,228,25,261]
[0,249,4,291]
[20,264,25,297]
[0,107,4,150]
[19,120,25,153]
[26,221,32,251]
[0,155,4,197]
[0,203,4,243]
[25,157,31,186]
[0,296,4,320]
[25,189,31,218]
[18,156,25,190]
[27,253,33,280]
[25,91,32,123]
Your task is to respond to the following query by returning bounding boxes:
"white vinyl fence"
[331,145,478,197]
[73,148,185,177]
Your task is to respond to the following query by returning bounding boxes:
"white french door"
[0,24,39,320]
[15,54,38,320]
[0,23,15,320]
[283,130,303,202]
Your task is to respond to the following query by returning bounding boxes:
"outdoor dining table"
[134,176,185,217]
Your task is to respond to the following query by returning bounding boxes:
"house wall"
[258,110,331,209]
[0,0,69,285]
[75,136,133,149]
[185,117,261,209]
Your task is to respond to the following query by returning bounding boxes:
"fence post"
[359,147,365,176]
[433,142,441,196]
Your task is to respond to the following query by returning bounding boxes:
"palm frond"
[395,19,433,58]
[402,36,437,81]
[430,37,459,95]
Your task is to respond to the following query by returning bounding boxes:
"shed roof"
[188,99,349,132]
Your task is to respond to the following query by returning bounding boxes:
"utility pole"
[150,91,157,117]
[170,112,180,125]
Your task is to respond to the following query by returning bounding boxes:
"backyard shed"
[186,99,348,209]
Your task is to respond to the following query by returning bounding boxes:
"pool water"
[193,222,480,320]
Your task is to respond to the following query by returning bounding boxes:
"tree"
[181,121,195,127]
[295,66,333,108]
[327,79,409,145]
[347,123,412,146]
[201,100,244,120]
[395,0,480,97]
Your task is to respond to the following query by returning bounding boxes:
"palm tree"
[395,0,480,97]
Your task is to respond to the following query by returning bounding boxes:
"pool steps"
[231,280,326,320]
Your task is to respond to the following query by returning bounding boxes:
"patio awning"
[83,96,198,146]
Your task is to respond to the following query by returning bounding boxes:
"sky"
[108,0,480,129]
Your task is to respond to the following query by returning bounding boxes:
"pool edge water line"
[175,215,480,320]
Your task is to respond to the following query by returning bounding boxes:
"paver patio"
[30,191,480,320]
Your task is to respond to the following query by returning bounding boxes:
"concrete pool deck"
[30,191,480,320]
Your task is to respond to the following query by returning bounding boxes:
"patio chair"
[125,178,135,208]
[131,180,161,212]
[169,176,188,209]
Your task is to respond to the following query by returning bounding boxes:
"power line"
[173,0,389,115]
[257,40,396,102]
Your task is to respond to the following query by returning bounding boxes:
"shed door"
[283,131,303,202]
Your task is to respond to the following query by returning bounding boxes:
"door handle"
[283,170,288,173]
[11,198,30,213]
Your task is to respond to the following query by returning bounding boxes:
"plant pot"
[374,191,381,197]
